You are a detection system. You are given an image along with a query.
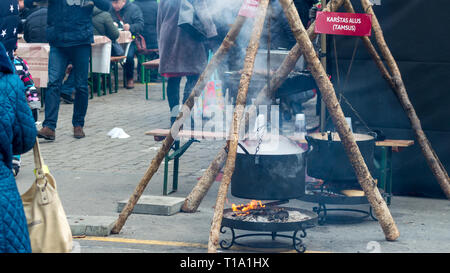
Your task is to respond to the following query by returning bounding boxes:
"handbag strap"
[33,137,49,178]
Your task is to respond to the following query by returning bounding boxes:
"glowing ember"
[231,200,266,216]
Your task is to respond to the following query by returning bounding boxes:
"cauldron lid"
[237,134,304,155]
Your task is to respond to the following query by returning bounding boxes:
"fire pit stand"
[220,207,317,253]
[300,184,380,225]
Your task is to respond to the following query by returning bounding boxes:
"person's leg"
[70,44,91,136]
[166,77,182,125]
[42,46,70,132]
[182,74,200,104]
[124,42,136,88]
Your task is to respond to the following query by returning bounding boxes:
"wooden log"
[182,0,346,214]
[181,145,228,213]
[279,0,400,241]
[110,15,248,235]
[360,0,450,199]
[207,0,270,253]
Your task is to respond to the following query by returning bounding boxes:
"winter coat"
[92,7,120,41]
[0,0,20,58]
[24,0,111,48]
[109,0,144,36]
[133,0,158,49]
[23,7,48,43]
[0,43,37,253]
[157,0,216,75]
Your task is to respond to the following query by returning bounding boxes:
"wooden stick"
[207,0,270,253]
[279,0,400,241]
[181,0,346,214]
[360,0,450,199]
[110,15,248,234]
[181,145,228,213]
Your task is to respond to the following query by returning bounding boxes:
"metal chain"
[254,124,265,156]
[325,37,373,133]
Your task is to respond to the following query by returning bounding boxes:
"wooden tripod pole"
[110,15,247,234]
[360,0,450,199]
[279,0,400,241]
[181,145,228,213]
[207,0,270,253]
[181,0,346,214]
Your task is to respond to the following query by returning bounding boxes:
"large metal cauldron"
[305,132,376,182]
[231,135,306,200]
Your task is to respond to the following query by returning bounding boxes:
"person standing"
[0,42,37,253]
[157,0,216,125]
[25,0,111,141]
[110,0,144,89]
[60,5,120,104]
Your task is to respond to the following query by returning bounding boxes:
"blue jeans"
[43,45,90,130]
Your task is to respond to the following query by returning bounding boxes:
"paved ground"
[15,79,450,254]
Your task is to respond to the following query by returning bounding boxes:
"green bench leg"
[162,139,199,196]
[139,54,146,84]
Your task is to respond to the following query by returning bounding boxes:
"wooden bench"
[142,59,166,100]
[146,129,413,201]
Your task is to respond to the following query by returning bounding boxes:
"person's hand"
[123,24,131,31]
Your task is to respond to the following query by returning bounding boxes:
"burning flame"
[232,200,265,216]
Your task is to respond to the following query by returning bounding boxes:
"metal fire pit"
[220,207,317,253]
[300,181,381,225]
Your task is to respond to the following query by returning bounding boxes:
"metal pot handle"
[304,135,315,158]
[237,143,250,155]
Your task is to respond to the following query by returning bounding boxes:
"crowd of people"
[0,0,317,253]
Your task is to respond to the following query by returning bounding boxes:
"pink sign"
[238,0,260,18]
[314,11,372,36]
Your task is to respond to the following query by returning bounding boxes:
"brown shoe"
[74,126,85,139]
[126,78,134,89]
[37,127,55,141]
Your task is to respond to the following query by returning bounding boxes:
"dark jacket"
[0,43,37,253]
[133,0,158,49]
[109,0,144,36]
[0,0,20,58]
[261,1,296,50]
[92,6,120,41]
[23,7,48,43]
[157,0,216,75]
[24,0,111,47]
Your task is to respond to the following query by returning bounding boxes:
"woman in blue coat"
[0,42,37,253]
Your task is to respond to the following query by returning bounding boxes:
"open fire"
[231,200,266,216]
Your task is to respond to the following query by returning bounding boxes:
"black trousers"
[167,75,199,124]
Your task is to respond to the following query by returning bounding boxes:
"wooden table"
[16,43,50,88]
